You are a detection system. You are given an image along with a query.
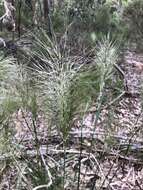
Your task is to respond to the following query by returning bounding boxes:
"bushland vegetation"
[0,0,143,189]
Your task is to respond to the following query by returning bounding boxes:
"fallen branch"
[0,145,143,165]
[70,130,143,145]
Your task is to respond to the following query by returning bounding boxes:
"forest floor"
[0,49,143,190]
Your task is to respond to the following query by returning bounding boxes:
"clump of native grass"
[0,54,43,190]
[0,54,38,154]
[0,56,20,147]
[0,56,19,102]
[30,30,95,140]
[0,31,120,190]
[0,54,37,129]
[24,31,120,189]
[30,31,118,140]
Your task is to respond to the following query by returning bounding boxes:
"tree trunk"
[43,0,52,37]
[43,0,49,20]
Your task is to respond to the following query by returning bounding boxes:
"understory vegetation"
[0,0,143,190]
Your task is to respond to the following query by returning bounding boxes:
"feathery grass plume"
[96,36,118,79]
[29,31,118,141]
[0,56,20,118]
[13,32,120,189]
[0,55,41,189]
[75,36,118,190]
[95,36,118,105]
[0,55,36,118]
[28,31,89,139]
[0,55,21,158]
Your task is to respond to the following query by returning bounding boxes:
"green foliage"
[15,0,33,28]
[0,56,20,118]
[28,160,63,190]
[123,0,143,49]
[0,1,4,15]
[52,0,127,48]
[0,56,20,156]
[0,54,39,140]
[28,161,49,188]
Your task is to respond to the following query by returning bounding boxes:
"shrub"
[123,0,143,50]
[52,1,127,49]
